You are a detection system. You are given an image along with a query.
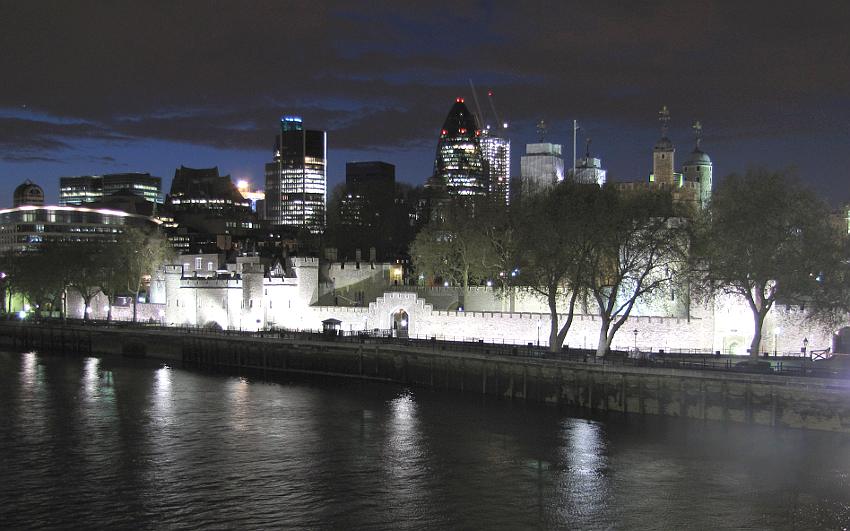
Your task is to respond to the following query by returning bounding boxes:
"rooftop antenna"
[468,79,485,130]
[659,105,671,138]
[536,120,547,142]
[692,120,703,149]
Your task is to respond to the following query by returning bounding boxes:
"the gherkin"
[432,98,486,197]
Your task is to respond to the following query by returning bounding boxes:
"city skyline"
[2,2,850,205]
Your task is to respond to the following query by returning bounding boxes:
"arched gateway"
[391,309,409,338]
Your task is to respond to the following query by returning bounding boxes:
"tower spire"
[585,137,592,158]
[692,120,703,150]
[658,105,670,138]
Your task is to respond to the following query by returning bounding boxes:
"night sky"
[2,1,849,206]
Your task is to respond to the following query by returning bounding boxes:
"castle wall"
[156,260,835,355]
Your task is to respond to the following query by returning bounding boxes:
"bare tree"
[586,186,689,356]
[512,182,598,352]
[695,169,843,357]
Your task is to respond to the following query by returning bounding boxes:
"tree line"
[0,225,173,322]
[410,169,848,357]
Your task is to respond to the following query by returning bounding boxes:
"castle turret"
[651,106,675,186]
[164,265,184,325]
[241,262,265,331]
[682,121,713,209]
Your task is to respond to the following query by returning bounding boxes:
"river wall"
[2,321,849,433]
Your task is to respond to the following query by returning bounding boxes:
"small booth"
[322,318,342,338]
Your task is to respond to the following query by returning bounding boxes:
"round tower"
[682,121,713,209]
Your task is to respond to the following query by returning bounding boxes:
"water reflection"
[152,365,174,429]
[82,357,100,401]
[19,351,38,392]
[383,390,433,521]
[554,419,610,521]
[228,376,251,432]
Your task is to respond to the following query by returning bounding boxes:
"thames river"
[1,350,849,530]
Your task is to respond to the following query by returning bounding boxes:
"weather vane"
[692,120,703,149]
[536,119,547,142]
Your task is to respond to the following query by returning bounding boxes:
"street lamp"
[774,326,781,356]
[803,337,809,358]
[633,329,638,351]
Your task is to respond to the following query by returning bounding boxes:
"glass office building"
[265,116,327,233]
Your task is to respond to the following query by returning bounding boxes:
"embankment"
[3,321,849,433]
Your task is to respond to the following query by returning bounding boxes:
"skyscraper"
[479,128,511,205]
[265,116,327,233]
[431,98,486,197]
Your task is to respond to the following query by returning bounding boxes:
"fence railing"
[9,315,848,379]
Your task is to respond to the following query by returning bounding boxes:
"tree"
[116,226,174,322]
[695,169,843,357]
[65,242,106,320]
[15,249,67,318]
[410,199,506,304]
[512,182,598,352]
[586,186,689,357]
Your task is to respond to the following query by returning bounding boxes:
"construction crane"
[487,90,508,131]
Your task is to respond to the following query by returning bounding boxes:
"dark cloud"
[2,1,850,200]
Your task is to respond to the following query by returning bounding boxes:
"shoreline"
[3,320,850,433]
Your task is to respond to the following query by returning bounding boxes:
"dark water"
[1,351,849,530]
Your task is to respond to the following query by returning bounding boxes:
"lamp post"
[633,329,638,351]
[774,327,781,357]
[803,337,809,358]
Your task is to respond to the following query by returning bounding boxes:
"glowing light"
[486,280,493,287]
[455,97,464,103]
[237,180,249,191]
[17,310,26,319]
[85,307,92,314]
[103,305,110,312]
[400,319,408,328]
[443,281,449,287]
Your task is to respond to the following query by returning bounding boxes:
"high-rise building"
[431,98,486,197]
[59,173,162,206]
[520,142,564,195]
[265,116,327,233]
[479,128,511,205]
[340,161,395,227]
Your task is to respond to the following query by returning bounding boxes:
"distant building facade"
[59,173,162,206]
[265,116,327,233]
[520,142,564,195]
[1,181,159,253]
[567,141,607,186]
[340,161,395,227]
[479,129,511,205]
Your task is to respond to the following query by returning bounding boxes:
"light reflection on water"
[1,351,849,529]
